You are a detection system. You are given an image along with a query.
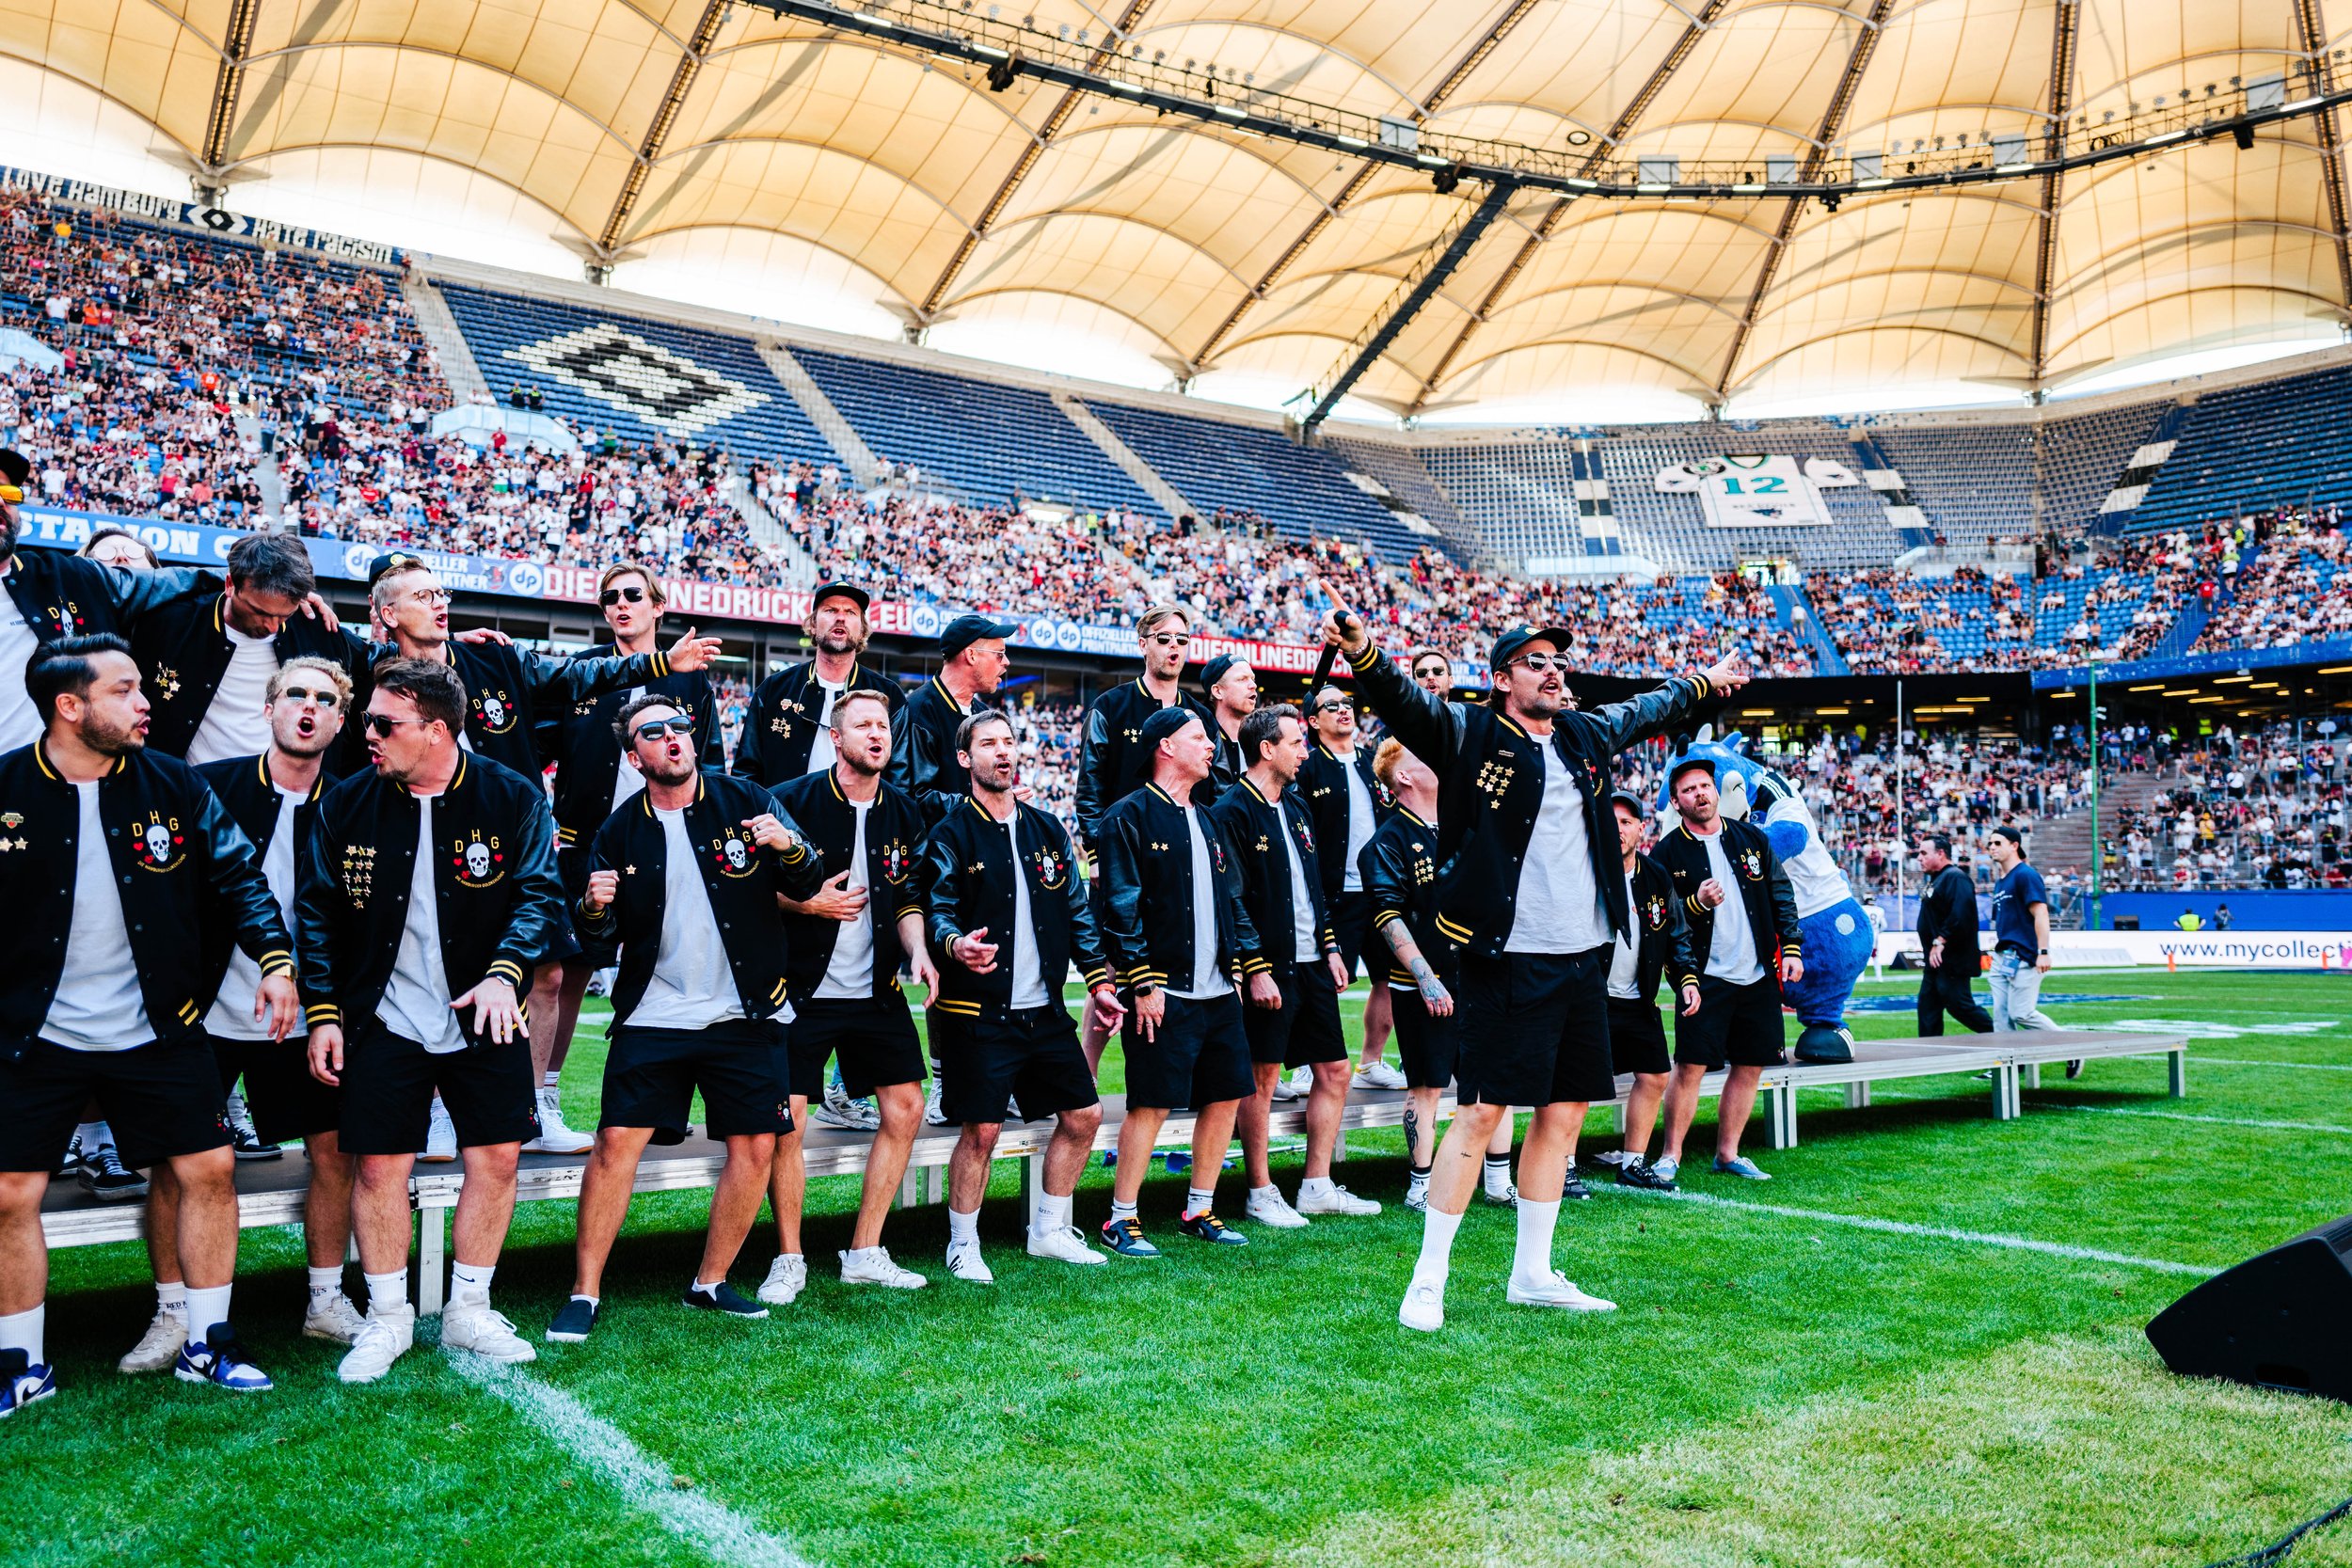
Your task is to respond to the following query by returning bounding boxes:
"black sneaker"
[1177,1211,1249,1247]
[547,1297,600,1342]
[54,1133,82,1181]
[80,1143,149,1202]
[1561,1171,1594,1201]
[680,1281,769,1320]
[2064,1058,2085,1080]
[1618,1158,1677,1192]
[229,1122,283,1163]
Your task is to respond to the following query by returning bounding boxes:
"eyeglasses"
[1512,654,1569,673]
[599,585,647,606]
[360,712,434,737]
[399,587,452,608]
[1143,632,1185,647]
[1313,701,1352,715]
[632,716,696,743]
[276,685,339,708]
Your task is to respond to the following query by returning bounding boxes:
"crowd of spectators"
[2190,504,2352,652]
[2104,722,2352,891]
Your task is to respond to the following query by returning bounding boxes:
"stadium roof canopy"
[5,0,2348,422]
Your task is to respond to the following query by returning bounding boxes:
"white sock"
[541,1070,561,1092]
[689,1278,720,1297]
[1512,1198,1562,1285]
[1184,1185,1215,1217]
[948,1207,980,1246]
[1297,1175,1334,1200]
[184,1284,232,1339]
[450,1260,495,1303]
[1412,1206,1464,1288]
[156,1280,190,1323]
[306,1266,342,1310]
[571,1293,598,1308]
[1406,1169,1430,1197]
[1032,1192,1073,1235]
[0,1304,44,1365]
[1249,1182,1281,1203]
[1484,1155,1513,1195]
[1109,1197,1137,1223]
[363,1270,408,1314]
[75,1120,105,1150]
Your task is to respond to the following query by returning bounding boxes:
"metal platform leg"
[897,1165,921,1209]
[416,1199,448,1317]
[1845,1082,1870,1110]
[1334,1131,1348,1164]
[2022,1062,2042,1091]
[1024,1153,1045,1228]
[2169,1048,2187,1099]
[1992,1064,2021,1121]
[926,1164,947,1203]
[1766,1085,1795,1150]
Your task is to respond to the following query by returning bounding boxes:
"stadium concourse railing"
[37,1030,2185,1314]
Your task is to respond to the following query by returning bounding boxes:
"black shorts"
[1122,990,1253,1112]
[212,1032,342,1145]
[786,995,926,1101]
[0,1034,230,1173]
[1452,948,1617,1106]
[1388,977,1461,1089]
[932,1004,1100,1126]
[1328,891,1374,979]
[548,846,594,966]
[1674,974,1788,1070]
[603,1020,794,1145]
[1605,997,1672,1077]
[338,1022,541,1156]
[1241,962,1349,1069]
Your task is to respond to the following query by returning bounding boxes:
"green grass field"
[13,969,2352,1567]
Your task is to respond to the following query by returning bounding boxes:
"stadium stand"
[2124,362,2352,535]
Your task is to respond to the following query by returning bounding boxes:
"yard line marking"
[2032,1102,2352,1137]
[451,1354,816,1568]
[1600,1186,2212,1276]
[2195,1055,2352,1073]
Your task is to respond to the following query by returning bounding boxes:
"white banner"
[1874,931,2352,969]
[1655,454,1835,527]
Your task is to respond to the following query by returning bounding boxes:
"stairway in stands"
[400,272,489,404]
[758,341,882,485]
[1057,396,1191,523]
[2029,763,2172,888]
[1778,582,1850,674]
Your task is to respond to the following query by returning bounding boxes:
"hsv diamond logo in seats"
[503,323,767,437]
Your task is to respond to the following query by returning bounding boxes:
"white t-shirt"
[1606,868,1642,1000]
[377,795,465,1053]
[805,679,844,774]
[1279,801,1317,963]
[205,784,302,1040]
[184,622,278,766]
[1338,751,1374,892]
[0,590,40,752]
[1699,830,1767,985]
[42,782,153,1051]
[1165,805,1233,1000]
[1007,813,1050,1008]
[813,797,875,1000]
[1506,740,1608,954]
[610,686,647,816]
[625,807,746,1030]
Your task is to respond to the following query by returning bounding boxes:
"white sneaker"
[1026,1225,1105,1265]
[945,1242,993,1284]
[1282,1066,1314,1101]
[813,1081,882,1132]
[421,1099,458,1163]
[923,1080,949,1127]
[1244,1189,1311,1228]
[1593,1149,1632,1168]
[756,1254,808,1306]
[1506,1270,1617,1312]
[338,1306,416,1384]
[303,1295,369,1345]
[1269,1070,1307,1103]
[1398,1280,1446,1333]
[442,1303,538,1363]
[118,1307,188,1373]
[1296,1182,1382,1217]
[1354,1061,1408,1090]
[523,1088,594,1155]
[839,1246,928,1289]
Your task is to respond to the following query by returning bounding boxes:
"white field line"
[1597,1184,2213,1276]
[2194,1055,2352,1072]
[1865,1084,2352,1136]
[450,1353,816,1568]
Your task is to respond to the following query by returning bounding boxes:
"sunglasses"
[600,585,648,606]
[276,685,339,708]
[632,716,696,743]
[0,484,21,504]
[360,712,434,737]
[1143,632,1185,647]
[1313,700,1352,714]
[1512,654,1570,673]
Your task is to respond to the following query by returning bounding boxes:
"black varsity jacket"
[132,592,363,758]
[441,638,677,779]
[294,751,566,1036]
[1649,816,1803,1000]
[194,752,327,1005]
[547,642,722,851]
[0,740,293,1059]
[1075,678,1216,847]
[1206,720,1248,799]
[922,797,1109,1015]
[769,768,930,1003]
[1917,863,1983,958]
[1093,782,1264,992]
[1345,641,1711,959]
[1207,777,1339,971]
[1296,738,1394,900]
[577,768,827,1026]
[733,658,902,786]
[1614,851,1701,1006]
[2,546,206,646]
[887,674,994,821]
[1359,806,1454,989]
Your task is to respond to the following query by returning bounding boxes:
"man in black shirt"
[1298,684,1399,1089]
[1915,833,1992,1035]
[888,613,1015,819]
[1075,604,1214,848]
[733,581,900,786]
[1200,653,1256,797]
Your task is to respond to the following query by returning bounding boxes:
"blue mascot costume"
[1656,733,1872,1062]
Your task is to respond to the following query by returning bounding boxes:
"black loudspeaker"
[2146,1214,2352,1404]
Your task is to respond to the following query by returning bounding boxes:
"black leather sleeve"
[1219,817,1268,978]
[1762,835,1804,956]
[577,811,628,968]
[1346,643,1464,772]
[192,774,296,982]
[1363,827,1410,938]
[530,647,664,706]
[1664,877,1699,991]
[293,801,346,1030]
[1058,820,1112,990]
[1074,701,1114,848]
[1094,805,1152,989]
[921,816,971,958]
[765,798,827,902]
[488,789,567,985]
[733,679,781,784]
[886,704,960,822]
[99,562,211,626]
[1581,673,1711,758]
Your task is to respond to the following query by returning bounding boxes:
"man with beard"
[548,697,822,1342]
[0,636,300,1414]
[297,658,566,1383]
[734,582,899,785]
[1298,684,1403,1092]
[889,613,1017,821]
[535,562,724,1158]
[763,690,938,1300]
[1321,610,1744,1332]
[1076,605,1215,847]
[925,711,1126,1280]
[1200,653,1257,799]
[119,657,368,1377]
[1212,702,1378,1227]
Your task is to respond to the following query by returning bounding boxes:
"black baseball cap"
[1487,625,1578,672]
[1137,705,1203,749]
[1668,754,1717,788]
[939,612,1018,659]
[366,549,432,588]
[1200,653,1249,691]
[1989,824,2025,847]
[1608,788,1648,818]
[0,449,27,490]
[808,580,868,614]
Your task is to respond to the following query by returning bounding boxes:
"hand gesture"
[308,1023,344,1086]
[297,592,342,632]
[453,976,523,1046]
[1087,985,1128,1034]
[665,626,725,673]
[256,973,301,1043]
[741,814,802,854]
[1319,603,1368,657]
[1780,952,1804,986]
[583,868,620,912]
[1248,971,1283,1010]
[803,868,868,922]
[1133,987,1166,1042]
[950,926,998,973]
[1679,982,1701,1018]
[456,626,514,646]
[1702,650,1750,696]
[1697,877,1727,910]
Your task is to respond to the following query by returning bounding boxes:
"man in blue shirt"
[1985,825,2073,1072]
